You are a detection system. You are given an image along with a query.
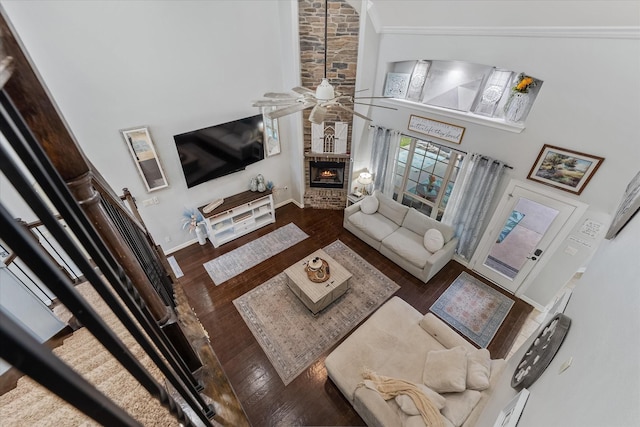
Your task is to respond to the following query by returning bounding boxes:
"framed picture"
[262,107,281,157]
[605,169,640,239]
[527,144,604,195]
[121,126,169,192]
[493,389,530,427]
[408,114,466,144]
[383,72,410,98]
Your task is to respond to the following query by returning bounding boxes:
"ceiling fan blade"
[353,96,395,100]
[262,91,299,99]
[292,86,316,96]
[352,101,398,111]
[308,105,327,124]
[266,101,316,119]
[252,99,300,107]
[336,104,372,121]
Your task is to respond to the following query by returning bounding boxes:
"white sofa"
[325,297,506,427]
[344,190,458,282]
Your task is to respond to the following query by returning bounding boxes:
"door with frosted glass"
[471,182,577,293]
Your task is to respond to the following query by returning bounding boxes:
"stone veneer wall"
[298,0,359,209]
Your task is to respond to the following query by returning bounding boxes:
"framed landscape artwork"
[527,144,603,195]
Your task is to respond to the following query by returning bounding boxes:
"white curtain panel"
[369,126,401,195]
[442,153,505,260]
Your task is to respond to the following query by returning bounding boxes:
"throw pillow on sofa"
[395,383,446,415]
[360,195,379,214]
[423,228,445,252]
[422,346,467,393]
[466,348,491,391]
[441,389,482,427]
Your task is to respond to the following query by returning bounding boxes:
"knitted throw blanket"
[362,370,444,427]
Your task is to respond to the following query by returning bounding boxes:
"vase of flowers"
[504,73,537,123]
[182,208,207,245]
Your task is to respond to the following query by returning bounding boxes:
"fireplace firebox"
[309,161,345,189]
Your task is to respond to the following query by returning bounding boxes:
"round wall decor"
[511,313,571,390]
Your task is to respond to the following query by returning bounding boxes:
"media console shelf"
[198,189,275,248]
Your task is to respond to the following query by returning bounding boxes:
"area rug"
[430,272,514,348]
[203,222,308,285]
[233,240,400,385]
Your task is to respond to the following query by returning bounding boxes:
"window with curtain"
[390,136,464,220]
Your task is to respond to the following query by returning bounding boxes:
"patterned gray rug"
[430,271,514,348]
[233,240,400,385]
[203,223,308,285]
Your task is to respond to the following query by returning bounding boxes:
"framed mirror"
[121,126,169,192]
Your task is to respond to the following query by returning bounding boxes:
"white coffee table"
[284,249,352,315]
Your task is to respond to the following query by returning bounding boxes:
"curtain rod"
[454,149,514,170]
[368,125,514,170]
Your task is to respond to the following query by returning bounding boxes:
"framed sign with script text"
[408,115,466,144]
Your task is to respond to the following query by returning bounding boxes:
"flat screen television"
[174,114,265,188]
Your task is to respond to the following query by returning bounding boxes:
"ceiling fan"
[252,0,395,124]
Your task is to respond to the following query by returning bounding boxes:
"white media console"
[198,190,275,247]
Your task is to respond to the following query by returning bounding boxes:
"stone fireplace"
[309,161,345,189]
[299,0,359,210]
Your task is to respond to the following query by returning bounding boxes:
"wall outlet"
[152,196,159,204]
[164,236,171,243]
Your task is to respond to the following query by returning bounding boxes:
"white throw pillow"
[360,195,379,214]
[466,348,491,391]
[424,228,445,252]
[441,389,482,427]
[422,346,468,393]
[395,384,446,415]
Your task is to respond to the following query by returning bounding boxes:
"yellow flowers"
[513,74,536,93]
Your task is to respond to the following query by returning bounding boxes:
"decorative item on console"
[181,208,207,245]
[250,174,268,192]
[257,174,266,192]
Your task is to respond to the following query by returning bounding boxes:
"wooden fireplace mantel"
[304,152,351,161]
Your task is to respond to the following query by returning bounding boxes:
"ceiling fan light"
[315,78,335,101]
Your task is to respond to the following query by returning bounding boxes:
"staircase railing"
[0,12,215,426]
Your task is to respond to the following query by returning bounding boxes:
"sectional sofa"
[325,296,506,427]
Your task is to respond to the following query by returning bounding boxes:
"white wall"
[1,0,301,250]
[476,209,640,427]
[368,32,640,215]
[355,15,640,306]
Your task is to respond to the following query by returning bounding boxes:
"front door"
[470,180,583,294]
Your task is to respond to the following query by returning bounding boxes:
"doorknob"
[527,249,543,261]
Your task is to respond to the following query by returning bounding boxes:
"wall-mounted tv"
[174,114,265,188]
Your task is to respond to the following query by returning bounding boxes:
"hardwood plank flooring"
[173,203,533,426]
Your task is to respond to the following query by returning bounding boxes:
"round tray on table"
[305,259,331,283]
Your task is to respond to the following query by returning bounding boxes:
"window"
[392,136,464,220]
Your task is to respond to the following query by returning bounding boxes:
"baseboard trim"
[518,294,546,312]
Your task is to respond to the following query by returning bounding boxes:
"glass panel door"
[483,198,559,279]
[471,182,578,294]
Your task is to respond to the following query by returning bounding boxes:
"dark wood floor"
[173,203,533,427]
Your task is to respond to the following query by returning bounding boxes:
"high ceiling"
[354,1,640,29]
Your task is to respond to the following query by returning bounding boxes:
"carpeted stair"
[0,282,179,426]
